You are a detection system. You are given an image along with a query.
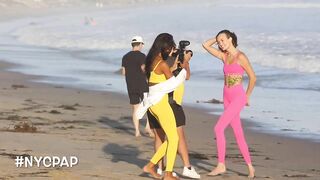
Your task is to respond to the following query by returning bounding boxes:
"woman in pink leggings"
[203,30,256,178]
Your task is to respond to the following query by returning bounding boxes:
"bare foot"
[143,162,161,179]
[135,131,141,137]
[145,128,155,138]
[248,164,255,178]
[208,163,226,176]
[163,172,179,180]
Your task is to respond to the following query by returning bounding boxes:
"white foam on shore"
[0,0,320,141]
[7,0,320,74]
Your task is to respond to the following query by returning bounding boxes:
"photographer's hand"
[170,48,178,56]
[170,58,179,72]
[183,61,190,80]
[181,51,192,80]
[184,51,192,63]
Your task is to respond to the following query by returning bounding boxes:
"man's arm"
[121,56,126,76]
[141,64,145,73]
[121,67,126,75]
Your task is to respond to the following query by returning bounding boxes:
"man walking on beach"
[122,36,153,137]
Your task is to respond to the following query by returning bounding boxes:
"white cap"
[131,36,144,44]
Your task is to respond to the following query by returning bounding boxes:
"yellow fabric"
[149,94,179,172]
[149,71,166,84]
[148,60,179,172]
[173,83,184,105]
[149,61,166,84]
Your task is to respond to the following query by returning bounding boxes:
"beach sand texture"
[0,1,319,179]
[0,62,319,179]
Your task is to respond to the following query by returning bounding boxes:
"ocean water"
[0,0,319,141]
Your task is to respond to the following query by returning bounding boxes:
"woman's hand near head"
[202,37,224,62]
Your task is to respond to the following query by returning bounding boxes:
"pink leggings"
[214,84,252,164]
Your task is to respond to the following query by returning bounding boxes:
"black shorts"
[128,92,143,105]
[147,103,186,129]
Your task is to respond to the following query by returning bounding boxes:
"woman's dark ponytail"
[230,32,238,47]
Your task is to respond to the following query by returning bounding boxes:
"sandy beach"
[0,1,319,179]
[0,61,319,180]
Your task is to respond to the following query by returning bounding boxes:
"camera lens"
[179,40,190,49]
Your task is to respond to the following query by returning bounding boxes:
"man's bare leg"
[132,104,141,137]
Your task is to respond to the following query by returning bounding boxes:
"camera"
[171,40,191,76]
[172,40,191,64]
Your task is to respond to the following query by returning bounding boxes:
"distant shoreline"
[0,3,319,179]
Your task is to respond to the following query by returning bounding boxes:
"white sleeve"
[135,69,187,119]
[148,69,186,93]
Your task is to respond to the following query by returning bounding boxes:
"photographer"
[147,45,201,179]
[142,33,189,180]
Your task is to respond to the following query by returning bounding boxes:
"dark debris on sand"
[49,110,62,114]
[58,105,77,110]
[18,171,49,178]
[196,98,223,104]
[0,152,31,159]
[189,152,210,160]
[13,122,37,133]
[11,84,28,89]
[58,103,82,110]
[283,174,311,178]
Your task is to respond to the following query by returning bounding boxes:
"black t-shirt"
[122,51,148,93]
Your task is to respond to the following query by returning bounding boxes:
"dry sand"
[0,61,319,180]
[0,4,319,180]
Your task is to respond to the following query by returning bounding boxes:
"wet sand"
[0,3,319,179]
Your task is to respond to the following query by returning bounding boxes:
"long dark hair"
[216,30,238,51]
[145,33,176,79]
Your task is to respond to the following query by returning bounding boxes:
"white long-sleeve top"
[135,69,187,119]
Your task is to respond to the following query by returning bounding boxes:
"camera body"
[172,40,190,64]
[171,40,190,76]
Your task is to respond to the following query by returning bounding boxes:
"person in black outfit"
[122,36,154,137]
